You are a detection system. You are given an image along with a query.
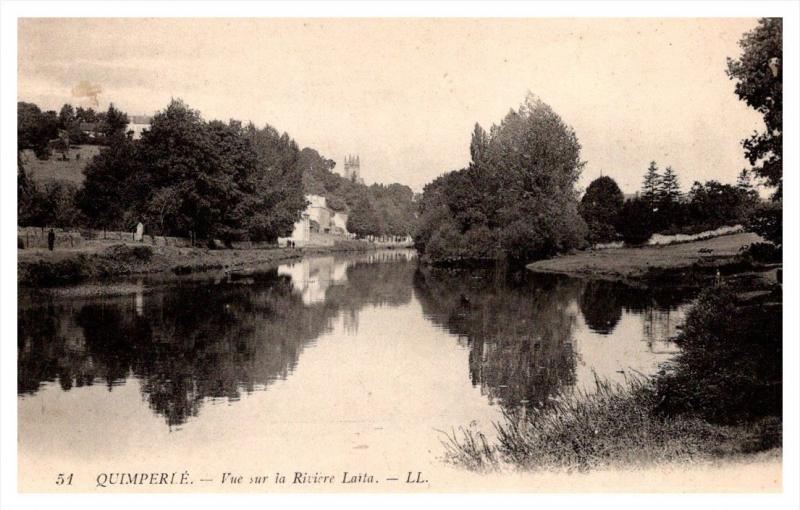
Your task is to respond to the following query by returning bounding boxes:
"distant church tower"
[343,154,363,183]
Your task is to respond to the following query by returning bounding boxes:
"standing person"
[47,229,55,251]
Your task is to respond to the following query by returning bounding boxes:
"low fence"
[592,224,745,250]
[19,226,413,250]
[18,227,84,249]
[277,232,337,248]
[18,226,194,249]
[647,225,743,246]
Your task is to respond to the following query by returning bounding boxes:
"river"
[17,249,696,491]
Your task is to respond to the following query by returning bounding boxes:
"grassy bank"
[443,276,782,473]
[18,239,391,287]
[526,232,764,283]
[442,377,780,473]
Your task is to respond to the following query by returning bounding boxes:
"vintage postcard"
[4,2,798,507]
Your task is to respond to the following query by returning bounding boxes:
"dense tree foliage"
[19,156,81,228]
[655,285,781,424]
[727,18,782,199]
[18,102,59,159]
[746,201,782,246]
[18,98,415,242]
[76,133,141,230]
[18,101,131,158]
[76,99,307,245]
[613,162,759,245]
[346,197,383,237]
[579,176,624,244]
[415,95,587,264]
[686,180,757,229]
[727,18,782,247]
[100,103,130,138]
[616,197,656,245]
[242,123,307,242]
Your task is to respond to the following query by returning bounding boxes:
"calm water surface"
[18,249,695,490]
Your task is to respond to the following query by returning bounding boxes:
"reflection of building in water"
[341,309,359,335]
[641,307,686,353]
[277,256,350,305]
[278,250,416,306]
[134,280,145,316]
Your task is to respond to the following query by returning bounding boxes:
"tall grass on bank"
[442,375,776,473]
[443,280,782,472]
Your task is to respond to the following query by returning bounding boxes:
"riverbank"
[443,376,781,474]
[448,241,783,474]
[526,232,765,283]
[17,238,402,288]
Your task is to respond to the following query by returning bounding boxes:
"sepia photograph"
[2,1,798,506]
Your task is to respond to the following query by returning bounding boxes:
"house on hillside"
[79,122,100,140]
[331,211,349,234]
[78,115,152,141]
[128,115,152,140]
[279,194,351,247]
[307,194,332,233]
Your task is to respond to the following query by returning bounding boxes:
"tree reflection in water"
[18,250,694,426]
[414,266,697,413]
[18,251,416,427]
[414,267,583,412]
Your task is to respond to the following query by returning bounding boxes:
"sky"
[18,18,765,193]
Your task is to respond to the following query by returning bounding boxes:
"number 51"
[56,473,74,485]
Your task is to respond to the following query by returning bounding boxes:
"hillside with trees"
[299,147,417,238]
[18,98,418,244]
[19,99,308,246]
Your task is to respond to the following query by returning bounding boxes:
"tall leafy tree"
[101,103,130,139]
[75,107,98,123]
[579,176,624,244]
[58,104,75,128]
[415,94,587,263]
[134,99,243,242]
[18,102,59,159]
[687,180,755,227]
[727,18,782,199]
[347,197,383,237]
[469,122,489,165]
[78,134,141,230]
[243,123,307,242]
[616,197,655,245]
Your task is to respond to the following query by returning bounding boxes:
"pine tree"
[642,161,661,207]
[659,166,681,204]
[736,169,754,191]
[736,168,760,213]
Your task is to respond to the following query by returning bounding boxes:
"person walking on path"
[47,229,55,251]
